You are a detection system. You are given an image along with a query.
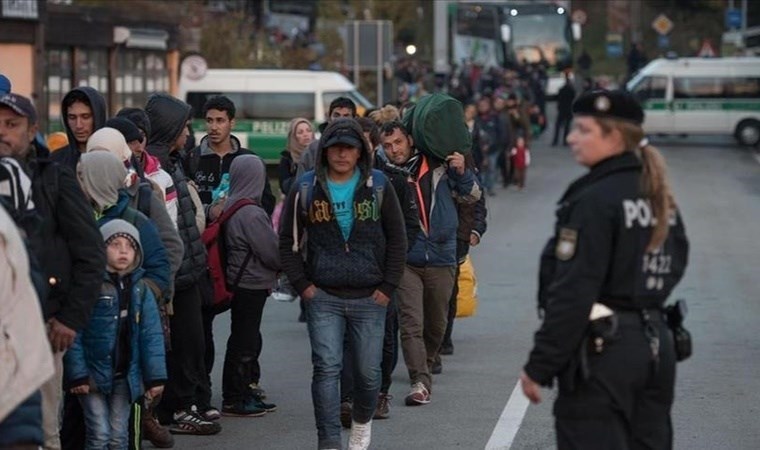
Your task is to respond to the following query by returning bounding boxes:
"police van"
[179,70,372,163]
[626,57,760,146]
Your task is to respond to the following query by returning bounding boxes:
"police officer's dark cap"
[572,90,644,125]
[323,119,364,149]
[0,93,37,124]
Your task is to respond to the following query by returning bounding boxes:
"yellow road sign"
[652,14,674,36]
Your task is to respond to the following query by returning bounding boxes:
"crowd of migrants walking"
[0,67,492,450]
[0,51,689,449]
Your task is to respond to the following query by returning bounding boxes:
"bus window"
[244,93,315,120]
[630,76,667,102]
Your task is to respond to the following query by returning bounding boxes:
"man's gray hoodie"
[223,154,280,290]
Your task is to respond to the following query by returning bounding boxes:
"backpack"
[201,198,256,314]
[402,93,472,161]
[290,169,386,255]
[135,180,154,218]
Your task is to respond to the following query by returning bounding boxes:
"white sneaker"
[271,291,295,302]
[348,419,372,450]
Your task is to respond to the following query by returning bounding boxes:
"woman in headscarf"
[278,118,314,196]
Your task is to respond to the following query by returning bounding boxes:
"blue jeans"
[307,289,386,450]
[79,378,131,450]
[484,152,501,192]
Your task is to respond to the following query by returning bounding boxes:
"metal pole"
[377,21,383,106]
[741,0,748,52]
[353,22,360,90]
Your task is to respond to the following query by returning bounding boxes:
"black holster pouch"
[558,314,619,392]
[665,299,692,362]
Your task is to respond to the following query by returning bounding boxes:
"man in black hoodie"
[51,87,107,169]
[144,93,221,436]
[279,118,407,450]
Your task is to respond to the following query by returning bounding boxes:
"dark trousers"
[200,307,215,409]
[442,241,470,350]
[514,167,527,188]
[222,288,268,403]
[341,294,399,399]
[553,114,572,145]
[159,284,207,418]
[554,315,675,450]
[441,265,460,349]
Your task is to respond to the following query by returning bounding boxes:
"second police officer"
[520,90,690,449]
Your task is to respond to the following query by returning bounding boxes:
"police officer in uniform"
[520,90,690,449]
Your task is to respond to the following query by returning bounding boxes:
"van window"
[630,76,667,102]
[323,91,372,117]
[673,78,724,99]
[186,92,245,119]
[726,78,760,99]
[185,92,315,120]
[244,93,315,120]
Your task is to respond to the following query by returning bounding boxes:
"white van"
[178,70,372,162]
[626,57,760,146]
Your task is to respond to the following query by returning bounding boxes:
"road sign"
[651,14,674,36]
[606,33,623,58]
[725,9,741,29]
[697,39,717,58]
[657,35,670,49]
[572,9,587,26]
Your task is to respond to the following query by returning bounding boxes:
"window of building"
[114,50,170,112]
[46,47,73,132]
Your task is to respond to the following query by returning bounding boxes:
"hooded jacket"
[78,152,171,299]
[64,220,167,402]
[183,134,276,216]
[279,119,407,299]
[223,155,280,290]
[145,93,207,289]
[25,146,106,330]
[52,87,107,170]
[82,130,184,299]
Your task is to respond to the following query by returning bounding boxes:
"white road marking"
[484,380,531,450]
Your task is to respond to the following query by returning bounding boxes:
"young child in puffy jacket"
[64,219,166,449]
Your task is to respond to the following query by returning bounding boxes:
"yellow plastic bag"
[456,255,478,318]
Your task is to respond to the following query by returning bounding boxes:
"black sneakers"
[170,406,222,435]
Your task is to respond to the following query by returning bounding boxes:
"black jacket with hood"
[25,144,106,331]
[279,119,407,299]
[144,93,207,290]
[182,135,275,216]
[52,87,107,170]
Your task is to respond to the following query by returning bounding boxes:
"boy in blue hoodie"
[64,219,166,449]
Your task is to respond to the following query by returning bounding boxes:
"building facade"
[0,0,180,132]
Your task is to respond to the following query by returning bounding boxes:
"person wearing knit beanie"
[100,219,142,274]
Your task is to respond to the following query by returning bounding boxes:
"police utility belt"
[579,300,692,376]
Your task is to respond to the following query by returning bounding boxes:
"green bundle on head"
[402,93,472,161]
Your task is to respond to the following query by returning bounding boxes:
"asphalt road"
[174,130,760,449]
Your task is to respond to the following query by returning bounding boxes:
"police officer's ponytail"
[598,118,674,252]
[637,139,674,251]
